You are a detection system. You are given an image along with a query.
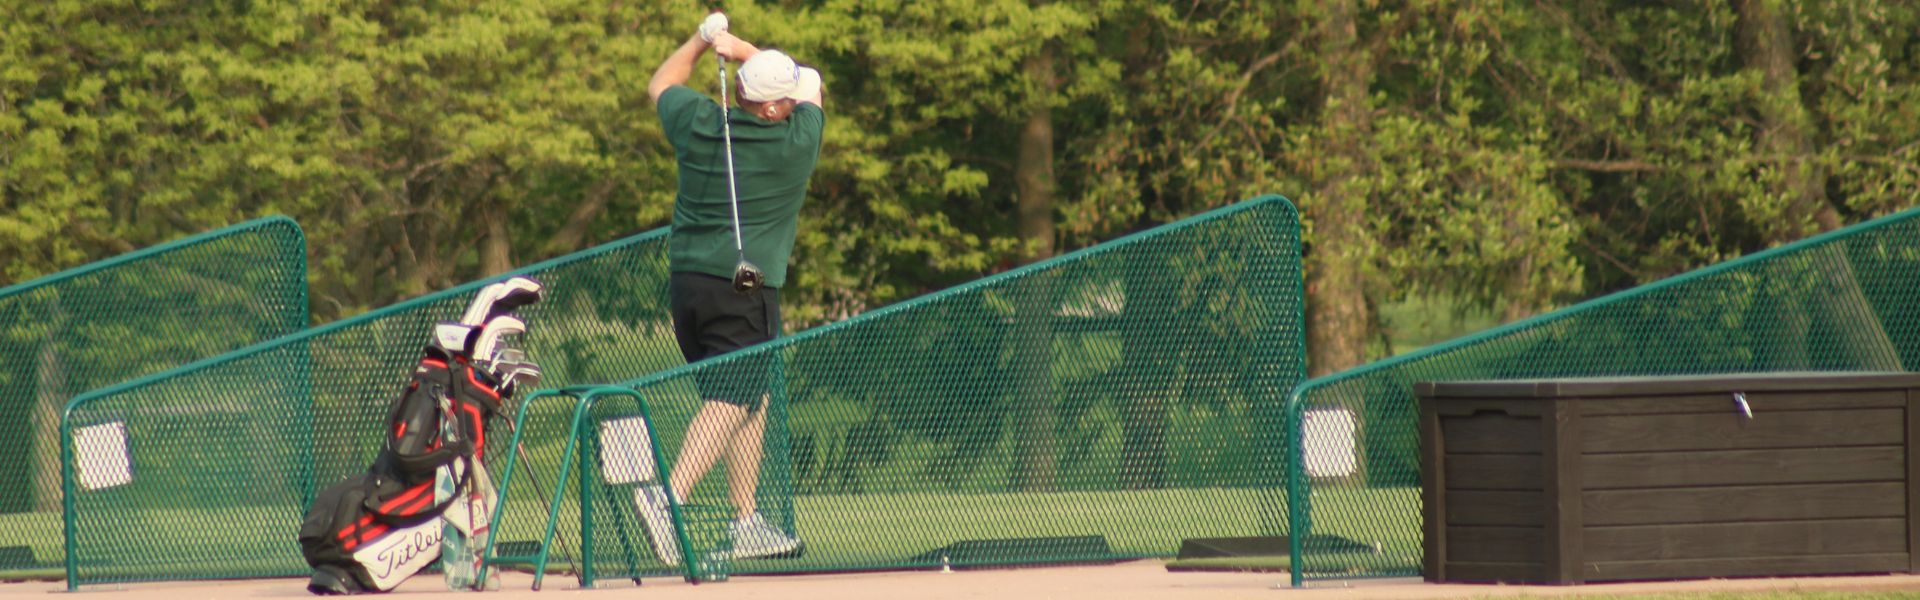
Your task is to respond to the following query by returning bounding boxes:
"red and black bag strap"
[382,353,477,477]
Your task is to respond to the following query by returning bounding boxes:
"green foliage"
[2,0,678,320]
[5,0,1918,357]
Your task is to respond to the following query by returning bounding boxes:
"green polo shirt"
[658,85,823,289]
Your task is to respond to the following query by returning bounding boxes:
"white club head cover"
[459,277,544,327]
[471,314,528,370]
[430,322,474,354]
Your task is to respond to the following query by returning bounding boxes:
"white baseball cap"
[738,50,820,103]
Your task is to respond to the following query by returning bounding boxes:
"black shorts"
[669,271,780,407]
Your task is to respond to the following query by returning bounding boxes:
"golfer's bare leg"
[667,400,747,502]
[723,397,770,519]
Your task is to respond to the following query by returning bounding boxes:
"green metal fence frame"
[0,216,306,577]
[0,216,306,311]
[527,195,1305,580]
[480,385,699,589]
[1281,206,1920,587]
[58,226,670,589]
[55,194,1307,587]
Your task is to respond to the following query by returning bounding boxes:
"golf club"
[717,54,764,294]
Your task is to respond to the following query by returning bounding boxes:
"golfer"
[635,12,822,563]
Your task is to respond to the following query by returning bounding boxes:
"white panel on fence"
[76,421,134,490]
[1303,408,1357,478]
[599,416,658,485]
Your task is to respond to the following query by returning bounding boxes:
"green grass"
[14,492,1920,600]
[1377,295,1500,358]
[6,486,1293,582]
[1163,555,1289,572]
[6,479,1424,584]
[550,486,1306,579]
[0,567,63,583]
[0,510,60,576]
[750,487,1288,572]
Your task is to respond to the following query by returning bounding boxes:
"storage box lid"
[1415,371,1920,399]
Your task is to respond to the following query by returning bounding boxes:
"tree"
[1737,0,1840,241]
[1,0,684,319]
[1299,0,1374,377]
[7,0,1916,379]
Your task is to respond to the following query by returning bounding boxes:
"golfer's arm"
[649,35,709,104]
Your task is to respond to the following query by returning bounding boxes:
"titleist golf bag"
[298,278,545,595]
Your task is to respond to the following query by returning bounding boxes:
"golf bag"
[298,351,505,593]
[299,277,545,595]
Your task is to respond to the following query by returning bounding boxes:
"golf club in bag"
[298,278,545,595]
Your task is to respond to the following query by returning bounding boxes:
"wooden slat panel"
[1908,389,1919,572]
[1422,400,1446,580]
[1581,409,1904,453]
[1585,553,1911,582]
[1431,399,1548,418]
[1434,562,1548,584]
[1445,455,1543,490]
[1583,446,1904,489]
[1584,518,1906,562]
[1545,398,1582,585]
[1421,373,1920,399]
[1579,391,1907,416]
[1443,413,1544,453]
[1447,526,1543,563]
[1584,483,1906,526]
[1447,491,1545,526]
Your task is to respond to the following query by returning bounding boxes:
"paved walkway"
[8,561,1920,599]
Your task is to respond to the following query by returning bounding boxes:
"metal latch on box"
[1732,392,1753,420]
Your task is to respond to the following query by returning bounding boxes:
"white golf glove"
[699,12,729,43]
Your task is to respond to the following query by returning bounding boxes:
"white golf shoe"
[726,512,803,560]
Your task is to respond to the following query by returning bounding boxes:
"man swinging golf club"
[641,10,822,563]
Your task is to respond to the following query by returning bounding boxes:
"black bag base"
[308,564,371,595]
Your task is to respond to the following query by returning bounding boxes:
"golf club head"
[732,260,764,294]
[489,347,543,395]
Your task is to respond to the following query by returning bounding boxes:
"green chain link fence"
[1282,207,1920,585]
[553,196,1303,580]
[58,227,681,586]
[0,217,307,578]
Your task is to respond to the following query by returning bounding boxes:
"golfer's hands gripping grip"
[699,11,728,43]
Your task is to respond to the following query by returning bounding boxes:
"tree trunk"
[480,199,513,277]
[1735,0,1840,241]
[395,220,433,299]
[1010,45,1059,492]
[1116,261,1178,490]
[1735,0,1899,370]
[30,295,64,513]
[1807,244,1903,370]
[1008,277,1058,492]
[1015,49,1058,264]
[1305,0,1373,377]
[545,180,617,255]
[1503,229,1541,323]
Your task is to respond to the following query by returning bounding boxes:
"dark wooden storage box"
[1418,372,1920,584]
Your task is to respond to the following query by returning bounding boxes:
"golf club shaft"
[718,57,746,261]
[499,417,582,576]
